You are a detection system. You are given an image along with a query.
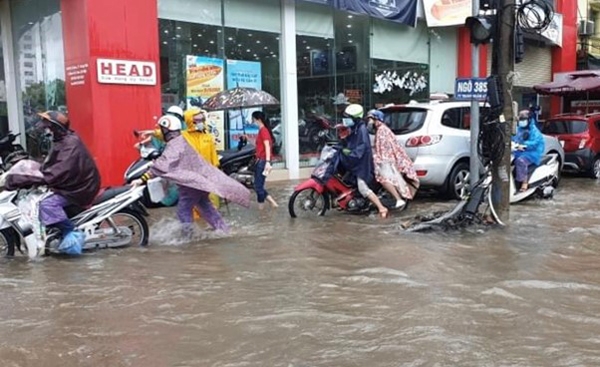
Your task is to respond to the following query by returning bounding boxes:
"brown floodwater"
[1,176,600,367]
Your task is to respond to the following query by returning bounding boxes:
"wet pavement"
[1,176,600,366]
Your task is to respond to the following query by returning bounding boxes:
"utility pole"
[491,0,515,223]
[469,0,480,188]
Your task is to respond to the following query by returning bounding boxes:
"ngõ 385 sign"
[97,58,157,86]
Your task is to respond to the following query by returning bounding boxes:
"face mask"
[195,122,205,131]
[342,118,355,128]
[518,119,528,128]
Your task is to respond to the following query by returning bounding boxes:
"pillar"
[281,0,299,179]
[457,26,489,78]
[60,0,161,187]
[550,0,578,115]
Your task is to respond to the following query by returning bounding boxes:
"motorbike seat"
[63,186,130,218]
[92,186,130,205]
[219,145,256,165]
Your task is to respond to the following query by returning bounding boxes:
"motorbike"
[218,140,256,189]
[508,142,559,204]
[298,113,334,153]
[0,161,157,258]
[0,132,26,171]
[288,145,407,218]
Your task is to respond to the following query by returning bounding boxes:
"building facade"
[0,0,578,185]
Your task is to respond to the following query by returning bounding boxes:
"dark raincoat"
[338,121,374,184]
[512,117,545,166]
[6,132,101,207]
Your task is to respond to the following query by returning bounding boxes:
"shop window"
[158,0,283,166]
[10,0,66,158]
[296,2,335,166]
[372,59,429,107]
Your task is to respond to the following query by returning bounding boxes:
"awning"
[534,71,600,95]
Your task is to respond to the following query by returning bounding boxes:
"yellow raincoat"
[182,109,221,219]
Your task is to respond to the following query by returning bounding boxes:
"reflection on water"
[1,177,600,366]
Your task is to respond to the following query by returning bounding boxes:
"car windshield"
[382,108,427,135]
[541,119,589,135]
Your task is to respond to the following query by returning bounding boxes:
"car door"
[429,106,470,158]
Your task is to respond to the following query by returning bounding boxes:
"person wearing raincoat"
[512,109,545,192]
[182,108,220,217]
[132,115,251,237]
[336,104,389,218]
[367,109,419,209]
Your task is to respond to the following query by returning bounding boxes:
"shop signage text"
[96,59,157,86]
[454,78,488,101]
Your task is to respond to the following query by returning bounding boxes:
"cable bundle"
[516,0,553,33]
[478,112,506,166]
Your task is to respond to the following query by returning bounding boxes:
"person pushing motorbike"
[336,104,389,218]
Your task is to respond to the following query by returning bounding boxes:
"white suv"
[379,100,565,199]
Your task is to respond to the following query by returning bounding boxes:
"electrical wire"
[477,101,506,167]
[516,0,553,32]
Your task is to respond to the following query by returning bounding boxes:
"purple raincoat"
[149,136,251,208]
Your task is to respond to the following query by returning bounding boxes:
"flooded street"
[1,177,600,367]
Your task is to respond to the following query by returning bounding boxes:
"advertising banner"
[541,12,562,47]
[185,55,225,150]
[226,60,262,149]
[422,0,471,27]
[334,0,418,27]
[297,0,418,27]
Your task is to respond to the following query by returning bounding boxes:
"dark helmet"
[36,110,70,131]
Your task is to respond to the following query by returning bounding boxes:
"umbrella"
[202,87,280,150]
[202,87,279,111]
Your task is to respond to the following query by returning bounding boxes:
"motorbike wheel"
[103,209,149,247]
[0,228,18,257]
[288,189,329,218]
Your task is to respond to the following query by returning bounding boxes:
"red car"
[541,113,600,178]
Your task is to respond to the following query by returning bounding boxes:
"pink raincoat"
[373,124,420,200]
[149,136,251,208]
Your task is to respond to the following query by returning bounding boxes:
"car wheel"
[592,156,600,179]
[445,162,470,200]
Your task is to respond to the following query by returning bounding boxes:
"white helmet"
[344,104,364,119]
[167,105,184,120]
[157,115,182,131]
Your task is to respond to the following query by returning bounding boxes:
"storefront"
[0,0,578,186]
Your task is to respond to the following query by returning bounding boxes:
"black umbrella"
[202,87,280,150]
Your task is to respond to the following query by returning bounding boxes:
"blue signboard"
[454,78,488,101]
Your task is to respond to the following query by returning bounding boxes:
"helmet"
[157,115,182,131]
[36,110,70,130]
[366,109,384,122]
[335,124,351,140]
[518,110,530,120]
[166,105,184,120]
[343,104,364,119]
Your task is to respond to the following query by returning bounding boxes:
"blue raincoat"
[512,116,545,166]
[339,121,374,184]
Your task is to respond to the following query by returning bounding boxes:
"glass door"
[0,17,9,137]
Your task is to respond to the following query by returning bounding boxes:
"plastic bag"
[16,189,51,259]
[147,177,166,203]
[160,182,179,206]
[58,231,84,255]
